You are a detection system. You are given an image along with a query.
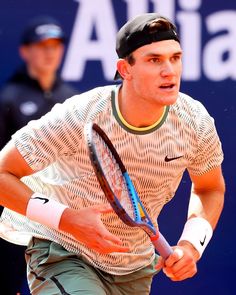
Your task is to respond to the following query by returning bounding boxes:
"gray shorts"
[25,238,160,295]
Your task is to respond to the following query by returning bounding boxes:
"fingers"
[155,256,164,271]
[88,228,130,254]
[164,267,197,281]
[91,239,130,254]
[97,243,130,254]
[155,248,182,270]
[163,263,197,281]
[92,203,113,213]
[162,247,197,281]
[97,227,124,246]
[82,204,131,253]
[174,248,184,260]
[69,204,130,254]
[94,206,124,245]
[165,248,184,267]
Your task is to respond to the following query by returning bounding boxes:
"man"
[0,13,225,295]
[0,15,78,294]
[0,15,77,148]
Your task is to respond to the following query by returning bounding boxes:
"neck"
[118,85,166,128]
[27,67,56,91]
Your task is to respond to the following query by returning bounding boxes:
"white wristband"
[26,192,68,230]
[178,217,213,257]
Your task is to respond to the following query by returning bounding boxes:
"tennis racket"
[85,122,173,259]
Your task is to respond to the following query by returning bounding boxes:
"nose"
[160,61,175,77]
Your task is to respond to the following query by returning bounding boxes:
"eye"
[171,55,181,62]
[149,57,160,63]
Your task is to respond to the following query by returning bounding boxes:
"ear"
[116,59,132,80]
[19,45,29,62]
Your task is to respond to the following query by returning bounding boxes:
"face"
[123,39,182,107]
[20,38,64,76]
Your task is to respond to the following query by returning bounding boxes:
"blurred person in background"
[0,15,78,294]
[0,15,78,148]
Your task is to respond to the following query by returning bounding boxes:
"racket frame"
[86,123,156,235]
[85,122,173,258]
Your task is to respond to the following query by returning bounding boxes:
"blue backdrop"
[0,1,235,294]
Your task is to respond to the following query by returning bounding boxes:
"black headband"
[121,29,180,58]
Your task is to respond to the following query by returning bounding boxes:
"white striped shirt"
[0,85,223,275]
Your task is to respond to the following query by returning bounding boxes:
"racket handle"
[151,232,173,259]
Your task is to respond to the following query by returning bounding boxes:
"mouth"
[159,83,175,89]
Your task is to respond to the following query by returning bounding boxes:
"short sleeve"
[12,96,83,172]
[187,102,223,175]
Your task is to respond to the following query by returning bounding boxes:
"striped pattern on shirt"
[0,85,223,275]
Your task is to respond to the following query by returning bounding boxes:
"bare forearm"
[188,166,225,229]
[0,172,33,215]
[188,187,224,229]
[176,189,224,262]
[169,167,225,277]
[0,141,34,215]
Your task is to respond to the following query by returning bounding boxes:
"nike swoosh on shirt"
[164,155,183,162]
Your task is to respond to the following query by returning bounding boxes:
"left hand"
[155,241,200,281]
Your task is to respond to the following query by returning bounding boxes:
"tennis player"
[0,13,225,294]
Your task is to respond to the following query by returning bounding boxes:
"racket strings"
[93,132,135,219]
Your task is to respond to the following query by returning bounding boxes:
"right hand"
[155,243,199,281]
[59,204,130,254]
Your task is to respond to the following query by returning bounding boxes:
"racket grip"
[151,232,173,259]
